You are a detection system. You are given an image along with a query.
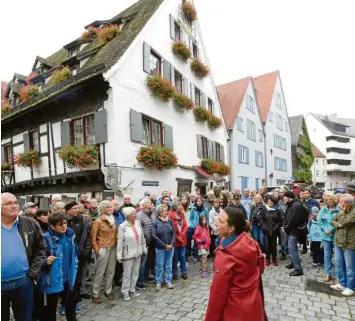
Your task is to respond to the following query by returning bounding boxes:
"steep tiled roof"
[216,77,251,129]
[312,144,325,158]
[253,70,279,121]
[1,81,7,106]
[289,115,304,146]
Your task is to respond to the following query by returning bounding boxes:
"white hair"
[140,198,151,207]
[339,194,354,206]
[54,202,65,209]
[122,207,136,218]
[98,200,112,215]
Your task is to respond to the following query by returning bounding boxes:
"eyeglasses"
[55,221,68,227]
[1,201,19,207]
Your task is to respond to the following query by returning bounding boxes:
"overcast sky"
[1,0,354,118]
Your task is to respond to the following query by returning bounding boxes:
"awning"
[193,166,222,181]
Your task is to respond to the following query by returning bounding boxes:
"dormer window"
[70,65,78,76]
[36,68,41,75]
[69,47,80,58]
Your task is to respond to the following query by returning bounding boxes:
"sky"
[1,0,354,118]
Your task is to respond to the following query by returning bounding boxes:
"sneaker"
[330,283,346,291]
[301,249,307,254]
[289,270,303,276]
[129,291,140,297]
[272,260,278,267]
[123,293,131,301]
[341,288,354,297]
[59,305,65,315]
[156,283,161,290]
[286,263,294,269]
[148,277,155,283]
[280,254,287,261]
[265,259,270,266]
[311,263,318,268]
[104,292,114,300]
[182,273,188,280]
[92,296,103,304]
[167,282,174,289]
[324,275,332,282]
[173,275,178,280]
[136,284,146,290]
[76,304,80,314]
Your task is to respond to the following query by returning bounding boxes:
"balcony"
[325,140,351,149]
[326,152,352,161]
[325,163,353,172]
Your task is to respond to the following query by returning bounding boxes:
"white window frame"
[276,113,283,130]
[248,121,256,140]
[237,117,244,132]
[316,159,319,164]
[316,170,320,176]
[258,129,263,142]
[241,147,247,163]
[276,92,282,108]
[256,152,262,167]
[246,95,255,113]
[269,111,273,122]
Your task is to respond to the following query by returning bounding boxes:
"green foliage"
[294,169,313,183]
[49,67,72,86]
[193,106,210,122]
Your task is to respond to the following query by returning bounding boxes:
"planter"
[201,158,230,176]
[193,106,210,123]
[182,1,197,22]
[1,162,12,177]
[19,85,40,103]
[208,114,222,130]
[136,145,178,170]
[97,24,120,43]
[172,41,191,62]
[82,26,98,39]
[13,150,41,168]
[49,67,72,86]
[146,75,176,102]
[173,93,194,113]
[190,59,209,78]
[1,104,10,113]
[58,145,98,168]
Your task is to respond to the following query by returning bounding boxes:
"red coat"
[168,211,188,247]
[205,232,265,321]
[194,225,211,250]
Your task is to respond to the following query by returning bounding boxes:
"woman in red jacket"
[205,207,267,321]
[169,201,188,280]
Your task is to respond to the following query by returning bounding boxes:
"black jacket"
[259,208,282,236]
[67,215,92,258]
[283,199,304,236]
[17,216,46,282]
[250,204,266,224]
[225,203,248,220]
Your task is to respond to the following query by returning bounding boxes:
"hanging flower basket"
[13,150,41,168]
[208,114,222,130]
[172,41,192,62]
[182,2,197,22]
[218,163,231,176]
[201,159,230,176]
[190,59,209,78]
[58,145,98,168]
[97,24,120,43]
[146,75,176,102]
[136,145,178,170]
[82,26,99,39]
[1,162,12,177]
[172,93,194,113]
[19,85,40,103]
[194,106,210,123]
[1,104,10,113]
[49,67,72,86]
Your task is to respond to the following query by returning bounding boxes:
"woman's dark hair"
[319,198,325,204]
[268,196,278,206]
[181,195,189,211]
[198,215,207,226]
[223,207,246,235]
[48,212,67,226]
[35,209,49,219]
[195,196,203,204]
[222,194,229,208]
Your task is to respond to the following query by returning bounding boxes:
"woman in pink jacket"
[194,215,211,278]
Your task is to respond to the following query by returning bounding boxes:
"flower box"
[49,67,72,86]
[82,26,98,39]
[193,106,210,123]
[1,162,12,177]
[190,59,209,78]
[182,1,197,22]
[173,93,194,112]
[19,85,40,103]
[58,145,98,168]
[13,150,41,168]
[172,41,191,62]
[146,75,176,102]
[208,114,222,130]
[97,24,120,43]
[201,159,230,176]
[136,145,178,170]
[1,104,10,113]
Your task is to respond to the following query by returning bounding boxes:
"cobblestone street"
[62,249,355,321]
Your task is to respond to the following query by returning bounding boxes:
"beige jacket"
[91,216,117,253]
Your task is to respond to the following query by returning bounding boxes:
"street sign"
[142,181,159,186]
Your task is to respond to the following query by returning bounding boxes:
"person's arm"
[287,204,302,230]
[331,213,341,229]
[170,220,176,247]
[152,221,167,248]
[338,211,355,228]
[317,207,327,232]
[140,224,148,255]
[82,219,92,257]
[193,226,201,243]
[28,221,47,281]
[91,220,100,254]
[116,224,124,261]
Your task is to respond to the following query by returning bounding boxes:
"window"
[71,115,95,146]
[327,172,333,176]
[316,170,320,176]
[274,134,287,150]
[149,51,161,76]
[258,129,263,142]
[3,144,12,163]
[323,159,326,165]
[238,145,249,164]
[237,117,243,131]
[142,116,163,146]
[195,87,201,106]
[247,120,256,140]
[193,43,199,59]
[276,113,283,130]
[256,151,263,167]
[208,98,213,114]
[269,111,273,122]
[276,92,282,108]
[215,142,221,162]
[246,95,255,113]
[201,136,209,158]
[174,70,183,94]
[316,159,319,164]
[275,157,287,171]
[69,47,80,58]
[174,23,181,41]
[29,130,39,151]
[70,65,78,76]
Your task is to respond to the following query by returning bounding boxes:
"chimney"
[328,113,338,122]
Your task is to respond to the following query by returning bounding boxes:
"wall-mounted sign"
[142,181,159,186]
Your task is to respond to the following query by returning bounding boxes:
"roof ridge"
[217,76,252,88]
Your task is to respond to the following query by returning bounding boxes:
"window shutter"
[246,147,249,164]
[274,134,277,147]
[130,109,143,143]
[23,132,30,152]
[247,120,251,138]
[60,121,70,147]
[164,124,174,151]
[253,123,256,140]
[261,153,264,168]
[188,37,193,51]
[169,14,175,40]
[170,65,175,83]
[183,76,189,97]
[163,60,171,81]
[211,142,216,161]
[255,151,258,166]
[1,146,5,163]
[274,157,277,169]
[221,144,225,163]
[238,144,242,163]
[143,42,151,74]
[285,160,287,171]
[190,83,195,102]
[196,135,203,158]
[201,92,206,108]
[208,140,213,159]
[94,109,107,144]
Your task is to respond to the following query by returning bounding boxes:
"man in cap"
[344,182,355,197]
[22,202,39,218]
[225,193,248,220]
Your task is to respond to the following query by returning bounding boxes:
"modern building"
[217,77,266,190]
[1,0,229,205]
[306,113,355,189]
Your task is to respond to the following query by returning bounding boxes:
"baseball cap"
[22,202,38,212]
[284,191,296,199]
[232,193,241,200]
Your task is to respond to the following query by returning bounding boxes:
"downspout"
[228,129,233,190]
[263,122,268,187]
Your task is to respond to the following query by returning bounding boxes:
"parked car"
[334,188,345,195]
[286,183,322,199]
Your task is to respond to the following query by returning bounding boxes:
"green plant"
[208,114,222,129]
[218,163,231,176]
[182,1,197,22]
[58,145,98,168]
[1,162,12,176]
[193,106,210,122]
[13,150,41,168]
[190,59,209,78]
[200,158,230,176]
[49,67,72,86]
[97,24,120,43]
[294,169,312,183]
[172,41,192,62]
[82,26,98,39]
[19,85,40,103]
[146,75,176,101]
[172,93,194,112]
[1,104,10,112]
[136,145,178,170]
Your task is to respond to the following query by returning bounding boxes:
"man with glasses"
[1,192,46,321]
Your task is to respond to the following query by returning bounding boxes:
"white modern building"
[1,0,229,205]
[217,77,266,190]
[312,144,327,188]
[306,113,355,189]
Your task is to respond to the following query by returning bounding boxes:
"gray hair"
[54,202,65,209]
[98,200,112,215]
[122,207,136,218]
[140,197,151,208]
[156,204,168,216]
[339,194,354,206]
[171,201,182,212]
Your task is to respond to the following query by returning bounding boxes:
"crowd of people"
[1,182,355,321]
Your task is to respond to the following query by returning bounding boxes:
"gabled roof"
[289,115,304,146]
[310,113,355,138]
[216,77,251,129]
[252,70,279,121]
[1,81,7,106]
[14,73,26,82]
[312,144,325,158]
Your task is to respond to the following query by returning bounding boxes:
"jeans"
[322,240,334,277]
[1,276,34,321]
[280,228,288,254]
[172,246,187,276]
[156,248,174,284]
[335,245,355,290]
[288,235,302,271]
[188,228,198,259]
[252,224,264,247]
